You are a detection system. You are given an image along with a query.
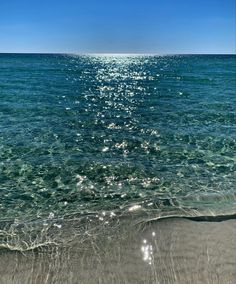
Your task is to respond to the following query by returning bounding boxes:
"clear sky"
[0,0,235,54]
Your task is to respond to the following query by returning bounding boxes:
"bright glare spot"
[128,204,142,212]
[141,240,153,265]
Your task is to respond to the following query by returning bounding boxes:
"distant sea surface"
[0,54,235,248]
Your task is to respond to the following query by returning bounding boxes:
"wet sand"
[0,217,235,284]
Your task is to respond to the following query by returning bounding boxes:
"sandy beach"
[0,217,235,284]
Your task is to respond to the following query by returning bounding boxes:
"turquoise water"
[0,54,235,230]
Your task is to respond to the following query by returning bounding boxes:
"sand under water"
[0,214,236,284]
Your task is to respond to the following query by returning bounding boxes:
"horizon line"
[0,52,235,56]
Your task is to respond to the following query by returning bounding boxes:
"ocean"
[0,54,235,251]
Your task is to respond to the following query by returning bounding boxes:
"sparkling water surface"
[0,54,235,224]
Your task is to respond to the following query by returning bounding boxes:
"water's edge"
[0,217,235,284]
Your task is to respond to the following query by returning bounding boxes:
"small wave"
[144,213,236,224]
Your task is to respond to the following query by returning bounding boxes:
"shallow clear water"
[0,54,235,225]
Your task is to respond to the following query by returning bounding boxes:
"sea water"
[0,54,235,249]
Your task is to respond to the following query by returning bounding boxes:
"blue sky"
[0,0,235,54]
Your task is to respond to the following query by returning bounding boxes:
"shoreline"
[0,217,235,284]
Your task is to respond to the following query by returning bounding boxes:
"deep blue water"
[0,54,235,226]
